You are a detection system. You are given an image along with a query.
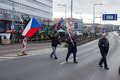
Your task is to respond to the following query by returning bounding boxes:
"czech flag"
[22,18,42,38]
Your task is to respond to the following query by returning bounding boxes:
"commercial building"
[72,18,83,33]
[53,18,84,33]
[0,0,53,32]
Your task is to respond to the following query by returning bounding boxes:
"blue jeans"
[50,46,57,58]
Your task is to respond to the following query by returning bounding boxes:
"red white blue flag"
[22,18,42,38]
[54,17,64,30]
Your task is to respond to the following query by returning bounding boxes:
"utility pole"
[11,0,15,43]
[71,0,73,19]
[93,3,103,35]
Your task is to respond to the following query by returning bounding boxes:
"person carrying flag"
[66,32,78,64]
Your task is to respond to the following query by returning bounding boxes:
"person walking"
[66,34,78,64]
[98,33,109,70]
[50,31,61,59]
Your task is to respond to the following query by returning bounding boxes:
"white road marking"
[59,48,100,65]
[0,57,16,59]
[113,31,119,36]
[0,48,66,62]
[0,56,17,61]
[60,58,78,65]
[0,49,20,53]
[93,49,99,52]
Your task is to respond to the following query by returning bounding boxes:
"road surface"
[0,42,51,56]
[0,32,120,80]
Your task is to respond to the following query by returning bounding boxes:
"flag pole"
[67,31,75,46]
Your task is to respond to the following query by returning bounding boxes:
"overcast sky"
[53,0,120,25]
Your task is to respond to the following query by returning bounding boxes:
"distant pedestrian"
[66,33,78,64]
[98,33,109,70]
[50,30,61,59]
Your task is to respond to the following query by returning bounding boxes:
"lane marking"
[60,57,78,65]
[0,57,16,59]
[93,49,99,52]
[60,48,100,65]
[59,50,95,65]
[0,48,66,62]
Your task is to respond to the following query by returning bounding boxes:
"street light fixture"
[93,3,103,34]
[93,3,103,25]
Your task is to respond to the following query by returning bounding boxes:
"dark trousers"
[66,50,77,62]
[99,51,108,67]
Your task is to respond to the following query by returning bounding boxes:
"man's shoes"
[66,58,68,63]
[98,64,103,67]
[74,61,78,64]
[50,55,52,58]
[104,67,109,70]
[54,57,58,59]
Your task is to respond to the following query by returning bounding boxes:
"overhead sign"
[102,14,117,21]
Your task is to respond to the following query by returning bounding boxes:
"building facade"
[0,0,53,32]
[73,18,83,33]
[53,18,84,33]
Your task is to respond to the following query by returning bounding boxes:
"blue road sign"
[102,14,117,21]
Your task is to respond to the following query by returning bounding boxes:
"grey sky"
[53,0,120,24]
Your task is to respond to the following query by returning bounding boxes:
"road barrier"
[64,35,100,47]
[17,38,27,56]
[76,35,100,46]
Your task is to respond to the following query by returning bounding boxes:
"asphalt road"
[0,42,51,56]
[0,32,120,80]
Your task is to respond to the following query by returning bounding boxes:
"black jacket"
[67,38,77,53]
[50,35,60,47]
[98,37,109,53]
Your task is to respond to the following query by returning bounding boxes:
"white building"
[0,0,53,20]
[0,0,53,32]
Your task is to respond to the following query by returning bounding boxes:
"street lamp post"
[93,3,103,34]
[100,12,102,24]
[71,0,73,19]
[58,4,67,26]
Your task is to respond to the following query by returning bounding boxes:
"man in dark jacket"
[50,31,61,59]
[98,33,109,70]
[66,36,78,64]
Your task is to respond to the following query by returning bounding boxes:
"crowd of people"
[49,30,110,69]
